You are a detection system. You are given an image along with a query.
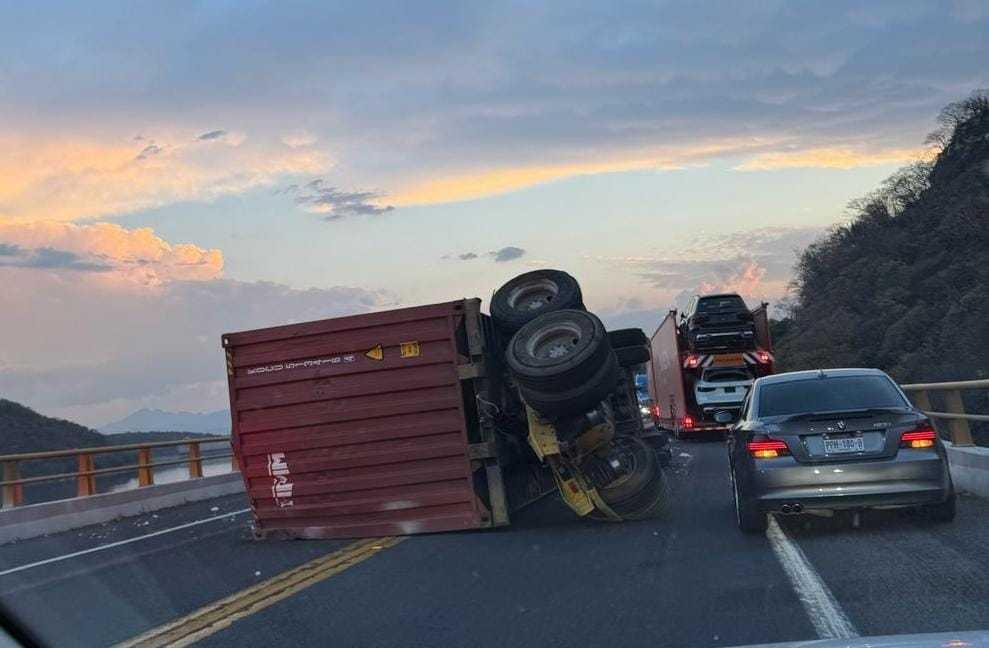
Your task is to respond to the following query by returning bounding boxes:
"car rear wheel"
[732,469,767,533]
[490,269,584,334]
[923,489,956,523]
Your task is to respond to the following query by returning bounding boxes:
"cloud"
[489,246,526,262]
[0,220,395,425]
[0,246,112,272]
[136,143,162,160]
[457,252,479,260]
[281,131,318,148]
[2,5,987,209]
[735,146,932,171]
[197,130,227,141]
[387,141,764,206]
[590,226,824,309]
[0,221,223,285]
[285,179,395,220]
[0,134,330,223]
[0,276,390,425]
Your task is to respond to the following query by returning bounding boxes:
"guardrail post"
[77,454,96,497]
[137,448,154,486]
[2,461,23,508]
[910,389,933,413]
[909,390,941,436]
[187,442,203,478]
[944,389,974,446]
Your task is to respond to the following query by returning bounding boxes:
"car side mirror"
[714,410,734,424]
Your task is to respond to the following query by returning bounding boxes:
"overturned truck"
[222,270,669,539]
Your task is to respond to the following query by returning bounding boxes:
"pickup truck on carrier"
[647,296,775,438]
[222,269,668,539]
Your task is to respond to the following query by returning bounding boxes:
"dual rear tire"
[594,436,669,520]
[490,269,585,335]
[506,309,618,419]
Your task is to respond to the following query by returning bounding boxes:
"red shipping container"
[222,299,509,539]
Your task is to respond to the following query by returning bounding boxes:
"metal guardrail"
[900,379,989,447]
[0,437,237,508]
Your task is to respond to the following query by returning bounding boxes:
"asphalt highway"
[2,438,987,647]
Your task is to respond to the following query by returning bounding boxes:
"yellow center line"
[115,536,405,648]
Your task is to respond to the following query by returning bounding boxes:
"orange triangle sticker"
[365,344,383,361]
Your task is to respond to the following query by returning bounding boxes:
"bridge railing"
[900,378,989,447]
[0,437,237,508]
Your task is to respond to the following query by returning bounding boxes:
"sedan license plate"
[824,437,864,454]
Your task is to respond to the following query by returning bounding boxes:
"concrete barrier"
[944,441,989,498]
[0,473,245,544]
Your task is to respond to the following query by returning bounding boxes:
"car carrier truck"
[647,299,775,438]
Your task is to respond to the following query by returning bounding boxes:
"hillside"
[0,399,106,455]
[775,91,989,382]
[100,408,230,435]
[0,399,224,504]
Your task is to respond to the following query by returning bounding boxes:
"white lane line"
[766,516,859,640]
[0,508,250,578]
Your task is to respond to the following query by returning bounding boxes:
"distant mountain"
[100,408,230,435]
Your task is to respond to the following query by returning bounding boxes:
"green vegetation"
[774,91,989,383]
[772,91,989,443]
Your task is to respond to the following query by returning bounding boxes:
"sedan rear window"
[697,296,746,313]
[758,375,908,417]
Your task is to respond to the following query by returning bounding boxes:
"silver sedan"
[726,368,955,533]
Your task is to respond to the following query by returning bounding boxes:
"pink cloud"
[0,221,223,286]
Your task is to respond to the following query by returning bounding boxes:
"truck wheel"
[607,328,649,349]
[732,469,767,533]
[518,352,619,419]
[595,437,669,520]
[506,309,611,393]
[490,269,584,334]
[614,344,650,367]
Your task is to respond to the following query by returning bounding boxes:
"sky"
[2,1,988,426]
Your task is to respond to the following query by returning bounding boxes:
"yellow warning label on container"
[399,341,421,358]
[365,344,384,361]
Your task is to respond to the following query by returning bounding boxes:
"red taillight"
[650,404,661,418]
[685,354,701,369]
[756,350,771,364]
[682,415,695,429]
[747,439,789,459]
[900,425,937,449]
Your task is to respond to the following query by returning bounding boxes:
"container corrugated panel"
[222,300,493,539]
